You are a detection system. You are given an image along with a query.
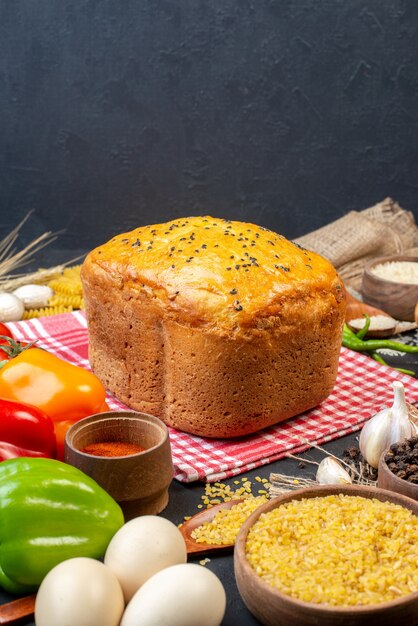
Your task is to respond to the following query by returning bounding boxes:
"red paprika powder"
[80,441,145,457]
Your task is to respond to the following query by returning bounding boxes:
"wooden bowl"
[378,448,418,501]
[361,255,418,321]
[234,485,418,626]
[65,411,174,520]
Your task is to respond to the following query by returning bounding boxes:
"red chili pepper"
[0,398,56,461]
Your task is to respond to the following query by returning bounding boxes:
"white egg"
[120,563,226,626]
[35,557,125,626]
[104,515,187,602]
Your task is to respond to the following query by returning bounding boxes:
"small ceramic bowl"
[378,447,418,501]
[65,410,174,520]
[234,485,418,626]
[361,254,418,321]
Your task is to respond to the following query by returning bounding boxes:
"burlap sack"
[294,197,418,290]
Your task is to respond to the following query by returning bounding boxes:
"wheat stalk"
[0,212,62,281]
[0,258,85,291]
[0,212,84,290]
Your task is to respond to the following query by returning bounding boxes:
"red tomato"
[0,323,14,340]
[0,337,34,366]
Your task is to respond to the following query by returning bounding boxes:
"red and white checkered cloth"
[7,312,418,483]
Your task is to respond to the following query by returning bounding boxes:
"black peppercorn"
[384,437,418,483]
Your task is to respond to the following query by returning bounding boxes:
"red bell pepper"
[0,398,56,461]
[0,348,109,460]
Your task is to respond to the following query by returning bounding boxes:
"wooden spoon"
[345,290,397,338]
[0,595,36,625]
[179,498,243,555]
[0,499,244,625]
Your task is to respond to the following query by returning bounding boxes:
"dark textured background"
[1,0,418,253]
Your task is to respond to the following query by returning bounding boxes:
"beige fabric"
[294,198,418,290]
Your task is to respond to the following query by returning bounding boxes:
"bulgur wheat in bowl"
[234,485,418,626]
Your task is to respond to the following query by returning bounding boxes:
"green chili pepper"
[370,351,416,377]
[354,314,371,341]
[370,351,388,366]
[342,324,418,354]
[0,457,124,593]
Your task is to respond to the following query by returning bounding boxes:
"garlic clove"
[12,284,54,309]
[316,457,352,485]
[0,293,25,322]
[359,381,415,469]
[359,409,391,469]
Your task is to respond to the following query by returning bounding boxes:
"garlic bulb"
[0,293,25,322]
[359,381,415,469]
[316,457,352,485]
[12,284,53,309]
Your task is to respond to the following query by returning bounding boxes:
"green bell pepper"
[0,457,124,594]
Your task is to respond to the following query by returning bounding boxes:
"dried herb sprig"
[268,440,377,498]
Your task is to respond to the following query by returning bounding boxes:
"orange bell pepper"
[0,348,108,460]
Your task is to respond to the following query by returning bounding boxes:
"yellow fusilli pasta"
[23,305,74,319]
[48,264,83,296]
[48,294,84,309]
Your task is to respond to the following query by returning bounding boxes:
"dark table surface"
[0,248,417,625]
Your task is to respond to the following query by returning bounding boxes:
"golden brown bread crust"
[81,216,346,437]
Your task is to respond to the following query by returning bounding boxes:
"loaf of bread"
[81,216,345,437]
